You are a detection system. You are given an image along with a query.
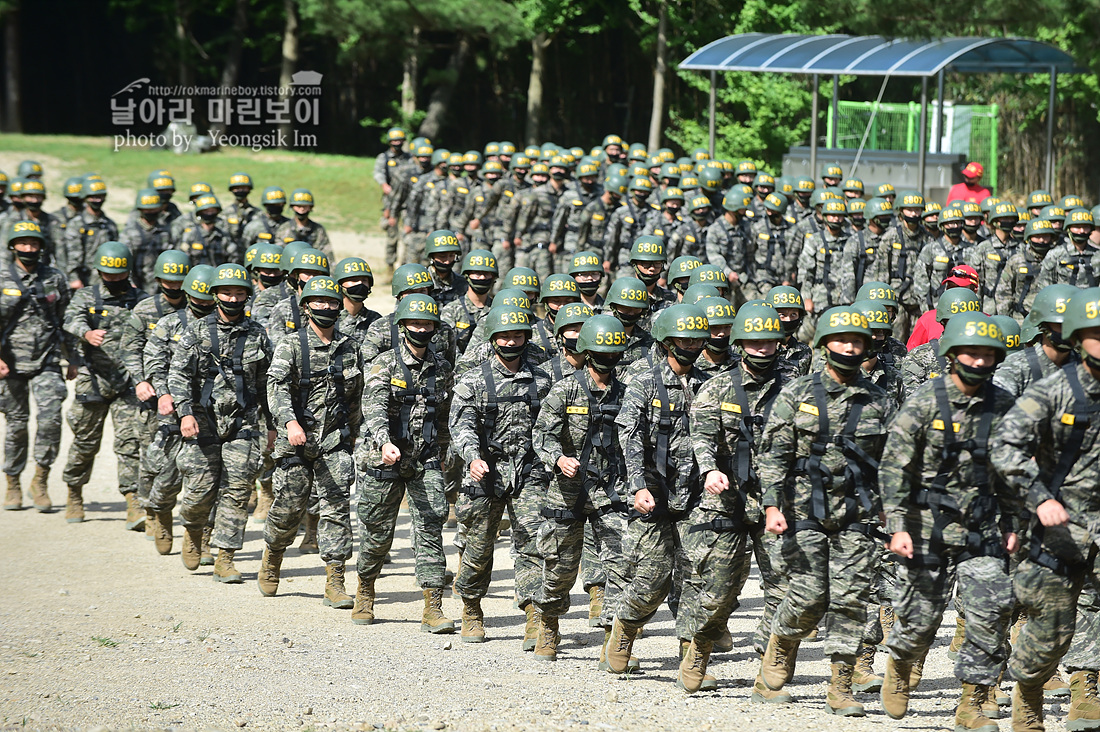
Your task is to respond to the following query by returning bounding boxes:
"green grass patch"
[91,635,119,648]
[0,134,382,234]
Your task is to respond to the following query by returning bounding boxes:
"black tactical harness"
[465,359,540,499]
[364,344,442,480]
[0,260,61,376]
[77,284,144,404]
[193,314,258,444]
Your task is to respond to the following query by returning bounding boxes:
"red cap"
[943,264,979,289]
[962,162,984,179]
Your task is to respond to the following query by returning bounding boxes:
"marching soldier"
[63,177,118,290]
[274,188,333,261]
[375,127,410,269]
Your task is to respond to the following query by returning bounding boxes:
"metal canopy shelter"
[679,33,1083,191]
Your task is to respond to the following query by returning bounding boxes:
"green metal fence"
[826,101,999,189]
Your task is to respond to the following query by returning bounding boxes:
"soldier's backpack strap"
[153,294,166,319]
[928,338,948,377]
[534,320,555,356]
[549,355,564,382]
[890,224,913,296]
[853,229,868,289]
[389,341,438,458]
[1024,346,1043,383]
[640,359,695,522]
[474,359,540,498]
[1029,362,1096,576]
[1013,266,1038,315]
[0,261,60,371]
[983,247,1010,302]
[196,314,252,442]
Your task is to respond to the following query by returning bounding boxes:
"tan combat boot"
[257,547,284,597]
[955,682,998,732]
[460,598,486,643]
[445,502,458,529]
[323,564,354,608]
[124,492,145,531]
[826,662,866,717]
[199,526,214,566]
[910,649,927,690]
[714,623,734,653]
[677,638,714,694]
[213,549,243,583]
[853,643,883,693]
[153,510,174,555]
[298,512,319,554]
[65,486,84,523]
[760,633,800,691]
[29,465,51,512]
[421,588,455,634]
[522,604,541,651]
[751,672,793,704]
[252,481,274,524]
[1012,681,1045,732]
[878,604,895,649]
[144,508,155,539]
[533,614,559,663]
[604,618,639,674]
[1045,668,1071,698]
[588,585,605,627]
[1068,670,1100,731]
[4,474,22,510]
[352,577,375,625]
[983,669,1007,718]
[677,639,717,690]
[881,655,913,719]
[181,526,202,570]
[949,615,966,660]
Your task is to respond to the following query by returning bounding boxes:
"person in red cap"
[947,162,992,204]
[905,265,980,349]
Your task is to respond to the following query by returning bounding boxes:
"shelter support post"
[709,71,716,158]
[810,74,819,179]
[935,69,944,153]
[1046,66,1057,190]
[830,75,839,148]
[917,76,928,193]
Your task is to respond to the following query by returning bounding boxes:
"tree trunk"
[174,0,192,88]
[401,26,420,119]
[209,0,248,137]
[278,0,299,146]
[646,0,667,151]
[3,3,21,133]
[525,32,551,146]
[418,35,469,141]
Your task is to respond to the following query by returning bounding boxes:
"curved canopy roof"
[679,34,1082,76]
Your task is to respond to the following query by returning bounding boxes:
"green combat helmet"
[1063,287,1100,342]
[18,160,43,178]
[856,281,899,311]
[494,288,534,314]
[334,256,374,285]
[184,264,216,302]
[578,315,629,373]
[763,193,788,215]
[281,240,312,272]
[938,312,1007,362]
[394,293,441,324]
[94,241,130,274]
[504,266,540,295]
[553,302,595,338]
[606,276,649,311]
[486,304,533,336]
[697,296,736,325]
[688,265,729,294]
[767,285,805,312]
[154,250,190,281]
[228,172,253,191]
[288,247,329,276]
[147,172,175,192]
[630,235,665,263]
[936,288,981,323]
[569,251,603,276]
[540,273,580,302]
[426,229,462,257]
[63,176,83,202]
[852,299,893,336]
[813,306,873,348]
[290,188,315,207]
[261,186,287,206]
[668,256,703,292]
[992,315,1022,351]
[391,263,433,297]
[652,304,710,365]
[731,301,783,340]
[1024,283,1076,349]
[135,188,163,211]
[298,275,342,304]
[211,263,252,294]
[682,283,722,305]
[6,220,44,247]
[462,249,499,276]
[188,182,213,200]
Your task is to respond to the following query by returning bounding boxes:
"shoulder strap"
[571,370,626,514]
[1024,346,1043,382]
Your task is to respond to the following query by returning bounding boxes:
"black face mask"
[104,279,131,297]
[942,225,963,239]
[550,172,567,181]
[781,316,803,337]
[634,267,661,286]
[1082,349,1100,372]
[198,212,219,224]
[401,324,434,349]
[493,341,525,362]
[1044,325,1074,353]
[217,298,247,318]
[307,305,340,329]
[560,336,579,353]
[233,191,249,202]
[1070,230,1091,245]
[954,361,996,385]
[24,201,42,212]
[826,221,843,233]
[341,282,370,302]
[189,299,217,318]
[869,335,886,354]
[86,199,104,212]
[294,276,309,292]
[160,284,184,301]
[13,250,39,267]
[581,181,596,192]
[706,334,731,353]
[963,222,980,234]
[431,259,454,275]
[1011,229,1026,243]
[575,278,600,296]
[668,342,703,365]
[544,306,559,325]
[465,276,494,295]
[259,272,285,289]
[612,308,643,326]
[633,194,650,207]
[901,212,921,226]
[824,348,865,377]
[587,352,622,374]
[741,350,778,373]
[264,205,283,218]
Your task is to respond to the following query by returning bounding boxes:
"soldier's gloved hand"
[382,442,402,465]
[0,358,8,379]
[765,506,787,535]
[84,329,106,347]
[158,394,175,416]
[66,364,78,380]
[704,470,728,495]
[889,531,914,559]
[180,415,199,438]
[287,420,307,446]
[634,489,655,515]
[469,459,490,482]
[557,455,580,478]
[136,381,156,402]
[1036,498,1070,528]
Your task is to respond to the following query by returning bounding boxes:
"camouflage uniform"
[796,229,857,339]
[240,211,287,250]
[249,281,292,330]
[455,338,549,378]
[758,369,894,661]
[991,363,1100,684]
[63,211,119,286]
[360,312,457,366]
[533,368,630,625]
[613,353,706,628]
[264,326,362,564]
[900,339,949,399]
[605,200,654,277]
[749,212,798,295]
[336,304,383,346]
[176,221,233,269]
[481,175,528,276]
[401,170,444,267]
[913,237,974,310]
[449,355,552,605]
[1036,241,1100,289]
[618,327,655,368]
[441,293,493,356]
[374,148,410,267]
[265,294,307,344]
[119,217,172,291]
[142,307,193,512]
[705,216,752,287]
[514,182,566,281]
[778,336,812,377]
[273,218,333,262]
[862,224,922,338]
[881,376,1019,684]
[684,360,788,649]
[169,313,273,550]
[667,218,707,265]
[0,211,65,271]
[61,283,149,495]
[574,197,620,265]
[0,259,70,476]
[429,270,467,307]
[993,343,1073,397]
[221,199,258,256]
[994,247,1047,323]
[964,235,1018,314]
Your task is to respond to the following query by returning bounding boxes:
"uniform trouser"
[889,552,1013,685]
[355,465,448,589]
[1065,580,1100,671]
[615,514,677,628]
[177,433,263,550]
[677,509,753,643]
[748,527,788,653]
[0,369,66,475]
[490,241,515,293]
[383,218,399,266]
[536,509,628,624]
[894,303,921,343]
[515,243,554,282]
[861,549,899,646]
[772,527,878,663]
[1010,555,1100,684]
[146,426,184,512]
[133,404,161,503]
[62,388,144,494]
[264,449,354,563]
[580,522,605,591]
[454,482,542,604]
[404,230,428,270]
